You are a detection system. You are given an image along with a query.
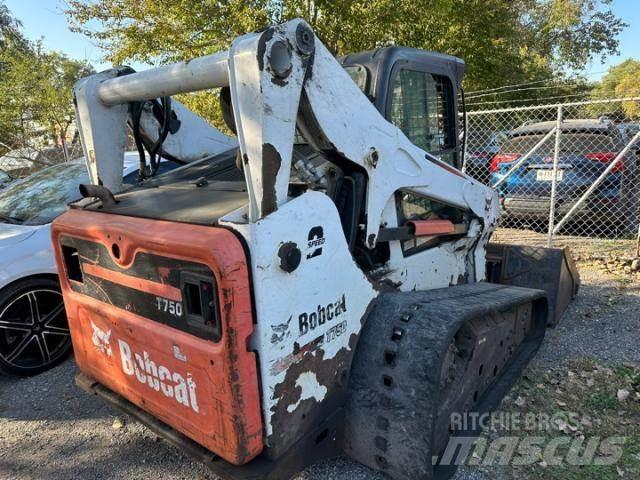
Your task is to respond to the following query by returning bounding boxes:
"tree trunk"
[60,129,69,162]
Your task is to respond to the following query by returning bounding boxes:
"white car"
[0,153,178,375]
[0,170,12,189]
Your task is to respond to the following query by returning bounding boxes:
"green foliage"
[0,1,29,51]
[588,59,640,119]
[65,0,626,119]
[584,391,618,411]
[592,60,640,98]
[0,2,94,158]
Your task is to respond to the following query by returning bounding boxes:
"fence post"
[547,106,563,247]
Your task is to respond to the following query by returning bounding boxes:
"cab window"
[390,69,457,165]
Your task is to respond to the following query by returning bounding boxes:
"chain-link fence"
[462,98,640,254]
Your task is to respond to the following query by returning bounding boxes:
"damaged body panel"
[52,211,263,465]
[221,192,377,458]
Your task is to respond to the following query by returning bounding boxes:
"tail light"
[585,153,623,172]
[489,154,520,172]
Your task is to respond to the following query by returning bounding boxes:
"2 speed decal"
[306,226,325,259]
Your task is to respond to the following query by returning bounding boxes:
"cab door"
[386,66,460,167]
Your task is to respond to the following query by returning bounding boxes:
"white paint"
[73,69,129,192]
[302,38,499,246]
[118,339,200,413]
[91,321,113,357]
[221,192,378,439]
[138,101,237,163]
[228,23,306,221]
[286,372,328,413]
[74,74,235,194]
[172,345,188,362]
[69,18,504,445]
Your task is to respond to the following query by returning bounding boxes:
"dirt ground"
[0,230,639,480]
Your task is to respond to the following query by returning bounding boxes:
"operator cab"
[341,47,465,168]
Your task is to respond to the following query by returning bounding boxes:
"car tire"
[0,277,72,376]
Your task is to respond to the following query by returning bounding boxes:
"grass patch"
[613,275,634,287]
[463,358,640,479]
[584,392,618,412]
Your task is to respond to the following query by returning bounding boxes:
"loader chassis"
[53,19,553,480]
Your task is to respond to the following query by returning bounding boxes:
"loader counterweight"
[52,210,263,465]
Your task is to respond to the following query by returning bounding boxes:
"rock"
[617,389,630,402]
[580,416,593,427]
[112,417,125,429]
[631,259,640,272]
[514,396,526,407]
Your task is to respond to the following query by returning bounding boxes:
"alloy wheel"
[0,289,70,371]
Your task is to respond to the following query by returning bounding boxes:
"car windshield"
[0,162,89,225]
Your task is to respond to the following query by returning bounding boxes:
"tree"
[66,0,625,86]
[65,0,626,117]
[0,1,29,51]
[615,74,640,118]
[0,45,94,160]
[0,1,31,156]
[33,50,94,159]
[589,60,640,119]
[0,2,94,160]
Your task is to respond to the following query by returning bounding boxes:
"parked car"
[0,153,179,375]
[490,119,636,227]
[619,122,639,135]
[465,131,508,184]
[618,122,640,152]
[0,170,12,189]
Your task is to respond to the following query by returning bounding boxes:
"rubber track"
[345,283,548,480]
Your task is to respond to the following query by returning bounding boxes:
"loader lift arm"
[74,19,499,251]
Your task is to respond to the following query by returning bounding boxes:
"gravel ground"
[0,359,385,480]
[1,235,638,480]
[533,268,640,366]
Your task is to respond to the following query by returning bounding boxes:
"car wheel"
[0,277,71,376]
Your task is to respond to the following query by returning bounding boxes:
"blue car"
[489,119,636,228]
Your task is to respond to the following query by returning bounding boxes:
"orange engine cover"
[51,210,263,465]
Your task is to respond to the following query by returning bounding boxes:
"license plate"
[536,169,564,182]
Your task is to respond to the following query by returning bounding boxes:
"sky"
[4,0,640,80]
[5,0,112,70]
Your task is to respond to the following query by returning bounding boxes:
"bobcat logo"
[91,321,113,357]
